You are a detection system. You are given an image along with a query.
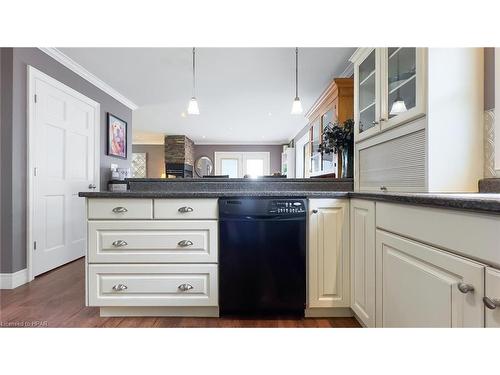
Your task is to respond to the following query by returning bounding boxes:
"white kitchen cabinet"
[485,267,500,327]
[350,199,375,327]
[376,229,484,327]
[308,199,350,309]
[352,48,484,193]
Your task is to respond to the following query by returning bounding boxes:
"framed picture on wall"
[107,113,127,159]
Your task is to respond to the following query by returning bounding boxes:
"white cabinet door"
[354,48,382,142]
[485,267,500,327]
[308,199,350,308]
[379,47,427,131]
[376,230,484,327]
[350,199,376,327]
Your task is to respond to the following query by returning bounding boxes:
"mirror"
[195,156,214,177]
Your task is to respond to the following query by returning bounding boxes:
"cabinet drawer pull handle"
[372,120,379,125]
[483,297,500,310]
[312,209,318,214]
[112,240,128,247]
[112,284,128,291]
[380,186,388,191]
[178,283,193,292]
[457,282,474,294]
[112,207,128,213]
[178,240,194,247]
[178,206,194,213]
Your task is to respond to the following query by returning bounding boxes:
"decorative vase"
[341,146,354,179]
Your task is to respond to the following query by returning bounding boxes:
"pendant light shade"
[187,97,200,115]
[187,47,200,115]
[291,97,303,114]
[291,47,303,115]
[390,96,407,115]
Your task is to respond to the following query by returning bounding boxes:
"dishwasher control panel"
[268,200,306,214]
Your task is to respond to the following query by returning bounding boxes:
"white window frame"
[495,48,500,175]
[214,151,270,178]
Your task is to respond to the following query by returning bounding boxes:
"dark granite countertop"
[79,190,500,215]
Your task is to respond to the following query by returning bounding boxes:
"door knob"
[312,209,318,214]
[457,282,474,294]
[88,184,96,189]
[483,297,500,310]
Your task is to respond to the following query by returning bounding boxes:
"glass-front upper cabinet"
[351,48,426,142]
[354,48,380,141]
[380,48,426,131]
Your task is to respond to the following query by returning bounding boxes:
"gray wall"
[485,47,495,110]
[0,48,132,273]
[193,144,283,175]
[132,144,165,178]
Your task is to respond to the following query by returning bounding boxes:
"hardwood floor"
[0,258,360,328]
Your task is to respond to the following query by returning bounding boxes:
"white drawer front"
[88,264,218,307]
[376,202,500,267]
[154,199,218,220]
[88,221,217,263]
[88,199,153,219]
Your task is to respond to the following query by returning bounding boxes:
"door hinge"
[33,167,38,176]
[34,94,38,103]
[33,241,37,250]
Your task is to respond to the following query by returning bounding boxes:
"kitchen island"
[79,178,500,327]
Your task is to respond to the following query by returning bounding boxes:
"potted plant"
[318,119,354,178]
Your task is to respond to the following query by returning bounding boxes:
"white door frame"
[26,66,100,281]
[295,132,309,178]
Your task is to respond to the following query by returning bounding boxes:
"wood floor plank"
[0,258,361,328]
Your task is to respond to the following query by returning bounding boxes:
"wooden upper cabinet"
[305,78,354,178]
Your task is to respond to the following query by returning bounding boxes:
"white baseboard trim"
[100,306,220,317]
[0,268,29,289]
[305,307,354,318]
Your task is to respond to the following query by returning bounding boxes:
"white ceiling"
[59,48,356,144]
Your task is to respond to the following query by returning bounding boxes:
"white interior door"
[29,67,100,277]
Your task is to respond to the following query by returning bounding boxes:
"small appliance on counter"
[108,165,130,191]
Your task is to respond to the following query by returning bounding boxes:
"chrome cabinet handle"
[88,184,96,189]
[380,185,388,191]
[178,240,194,247]
[312,209,318,214]
[112,207,128,213]
[112,240,128,247]
[457,282,475,294]
[112,284,128,291]
[178,206,194,213]
[372,120,379,125]
[178,283,194,292]
[483,297,500,310]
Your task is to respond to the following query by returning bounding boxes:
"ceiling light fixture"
[187,47,200,115]
[291,47,303,115]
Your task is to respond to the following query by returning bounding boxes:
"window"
[215,152,270,178]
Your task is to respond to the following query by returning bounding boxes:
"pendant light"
[187,47,200,115]
[389,49,407,116]
[291,47,303,115]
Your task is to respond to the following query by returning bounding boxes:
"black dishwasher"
[219,198,306,316]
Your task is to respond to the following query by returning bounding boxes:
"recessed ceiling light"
[268,112,272,116]
[180,112,187,118]
[202,135,206,139]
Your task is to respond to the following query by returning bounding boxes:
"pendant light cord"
[295,47,299,98]
[192,47,196,97]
